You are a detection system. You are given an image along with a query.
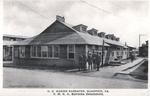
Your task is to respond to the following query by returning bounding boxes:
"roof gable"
[29,20,76,44]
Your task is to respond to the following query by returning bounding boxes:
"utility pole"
[139,34,146,48]
[139,34,146,56]
[139,34,141,49]
[102,40,104,67]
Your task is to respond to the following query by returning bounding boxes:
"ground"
[3,58,147,88]
[3,67,147,88]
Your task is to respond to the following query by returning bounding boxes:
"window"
[98,47,102,51]
[31,46,37,57]
[37,46,41,57]
[68,45,75,59]
[112,51,114,57]
[54,45,59,57]
[30,45,59,58]
[48,45,53,57]
[92,45,95,50]
[14,47,19,58]
[3,46,13,61]
[116,51,119,56]
[41,46,48,57]
[19,46,25,58]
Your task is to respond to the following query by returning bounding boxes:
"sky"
[3,0,150,47]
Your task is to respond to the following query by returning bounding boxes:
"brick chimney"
[56,15,65,22]
[73,24,88,32]
[98,32,105,38]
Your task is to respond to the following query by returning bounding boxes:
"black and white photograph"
[1,0,149,94]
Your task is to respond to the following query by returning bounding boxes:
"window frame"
[112,51,114,57]
[67,45,75,59]
[48,45,53,58]
[53,45,60,58]
[30,45,60,59]
[30,45,37,58]
[41,45,48,58]
[19,46,26,58]
[3,46,13,62]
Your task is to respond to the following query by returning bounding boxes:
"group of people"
[78,51,102,71]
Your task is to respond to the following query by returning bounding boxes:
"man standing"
[78,54,83,71]
[96,52,101,71]
[87,52,93,70]
[92,51,97,70]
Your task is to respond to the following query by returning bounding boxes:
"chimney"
[56,15,65,22]
[98,32,105,38]
[125,42,127,46]
[87,28,98,36]
[146,40,148,46]
[73,24,88,32]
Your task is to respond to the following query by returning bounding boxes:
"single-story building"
[3,34,27,64]
[13,15,129,68]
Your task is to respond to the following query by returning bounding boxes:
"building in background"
[139,40,148,57]
[3,34,28,64]
[12,15,129,68]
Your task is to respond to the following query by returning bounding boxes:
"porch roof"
[13,36,36,45]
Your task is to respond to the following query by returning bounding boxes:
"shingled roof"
[14,19,127,47]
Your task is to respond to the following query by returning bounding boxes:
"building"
[13,15,129,68]
[3,34,28,64]
[139,40,148,57]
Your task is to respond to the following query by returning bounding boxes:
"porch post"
[85,45,88,70]
[85,45,88,57]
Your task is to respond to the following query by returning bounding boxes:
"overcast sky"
[3,0,149,47]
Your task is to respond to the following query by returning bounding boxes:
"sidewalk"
[66,58,146,79]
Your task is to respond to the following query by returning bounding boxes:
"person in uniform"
[96,52,101,71]
[92,51,97,70]
[87,52,93,70]
[78,54,83,71]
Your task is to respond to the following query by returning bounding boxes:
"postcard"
[0,0,149,96]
